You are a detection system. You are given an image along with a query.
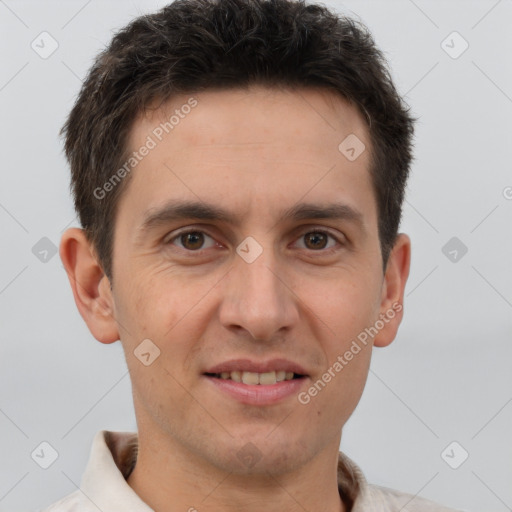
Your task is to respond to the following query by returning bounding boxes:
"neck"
[126,428,346,512]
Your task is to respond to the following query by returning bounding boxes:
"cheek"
[298,344,372,439]
[112,270,173,346]
[117,268,211,369]
[309,275,381,340]
[305,273,379,401]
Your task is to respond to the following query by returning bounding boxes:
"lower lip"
[204,375,307,405]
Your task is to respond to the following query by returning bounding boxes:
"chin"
[207,431,312,476]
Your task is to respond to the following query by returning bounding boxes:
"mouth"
[202,359,309,405]
[204,370,305,385]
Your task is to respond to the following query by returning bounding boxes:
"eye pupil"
[305,232,327,250]
[182,232,204,250]
[172,230,336,254]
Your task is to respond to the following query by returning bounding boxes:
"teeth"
[216,370,298,384]
[242,371,260,385]
[259,371,277,385]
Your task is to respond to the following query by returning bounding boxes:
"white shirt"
[39,430,462,511]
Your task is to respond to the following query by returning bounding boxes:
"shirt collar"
[79,430,371,511]
[80,430,152,511]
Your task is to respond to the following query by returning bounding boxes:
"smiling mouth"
[204,370,305,385]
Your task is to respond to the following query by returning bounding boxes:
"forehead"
[137,85,368,149]
[117,86,376,233]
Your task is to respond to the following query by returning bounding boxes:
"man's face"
[109,86,390,474]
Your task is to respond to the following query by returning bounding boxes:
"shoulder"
[364,482,464,511]
[38,490,90,512]
[338,451,464,512]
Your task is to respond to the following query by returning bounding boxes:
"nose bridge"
[219,239,298,339]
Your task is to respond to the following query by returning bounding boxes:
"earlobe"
[373,233,411,348]
[59,227,119,344]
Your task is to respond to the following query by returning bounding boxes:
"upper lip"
[204,358,308,376]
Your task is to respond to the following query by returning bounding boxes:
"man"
[43,0,461,510]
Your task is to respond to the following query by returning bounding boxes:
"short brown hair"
[61,0,416,281]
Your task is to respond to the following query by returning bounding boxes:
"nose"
[218,244,300,342]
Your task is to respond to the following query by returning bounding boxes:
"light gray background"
[1,1,511,511]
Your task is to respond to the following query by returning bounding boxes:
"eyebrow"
[136,199,366,239]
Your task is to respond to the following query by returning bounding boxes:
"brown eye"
[303,232,329,250]
[297,230,339,251]
[180,232,205,250]
[167,230,217,252]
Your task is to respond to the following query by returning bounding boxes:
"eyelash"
[164,227,345,256]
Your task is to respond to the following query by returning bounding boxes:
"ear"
[59,227,119,344]
[373,233,411,348]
